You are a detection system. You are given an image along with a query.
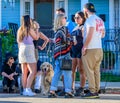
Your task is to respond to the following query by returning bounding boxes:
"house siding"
[89,0,109,29]
[2,0,20,29]
[1,0,109,29]
[67,0,109,29]
[68,0,81,22]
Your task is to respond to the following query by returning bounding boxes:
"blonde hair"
[53,14,65,31]
[31,20,40,31]
[17,15,31,42]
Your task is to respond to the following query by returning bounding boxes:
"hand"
[8,75,14,80]
[73,41,77,45]
[82,47,87,56]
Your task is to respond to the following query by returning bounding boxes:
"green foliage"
[0,30,16,60]
[101,73,120,82]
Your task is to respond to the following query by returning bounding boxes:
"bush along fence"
[0,28,16,66]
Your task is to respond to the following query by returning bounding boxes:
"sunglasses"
[74,17,80,20]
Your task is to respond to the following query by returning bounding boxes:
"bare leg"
[21,63,29,88]
[72,58,77,89]
[77,59,86,88]
[26,63,37,88]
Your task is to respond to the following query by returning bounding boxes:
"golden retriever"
[40,62,54,95]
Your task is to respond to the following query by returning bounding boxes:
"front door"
[34,0,54,26]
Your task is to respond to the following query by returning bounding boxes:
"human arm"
[82,27,94,55]
[101,28,105,38]
[17,28,21,48]
[38,32,49,50]
[2,72,14,80]
[30,28,39,40]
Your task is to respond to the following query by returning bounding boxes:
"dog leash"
[47,42,52,62]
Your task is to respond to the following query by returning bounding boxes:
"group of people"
[49,2,105,99]
[1,2,105,99]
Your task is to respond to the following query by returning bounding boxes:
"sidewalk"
[58,81,120,94]
[0,80,120,94]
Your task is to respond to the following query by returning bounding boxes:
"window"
[58,0,64,8]
[25,2,30,15]
[54,0,68,19]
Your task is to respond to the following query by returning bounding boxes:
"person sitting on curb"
[1,52,18,93]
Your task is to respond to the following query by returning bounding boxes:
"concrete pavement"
[0,94,120,103]
[0,81,120,103]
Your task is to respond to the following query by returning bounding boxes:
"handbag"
[59,28,72,70]
[60,58,72,70]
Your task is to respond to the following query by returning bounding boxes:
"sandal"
[48,92,57,98]
[65,92,74,98]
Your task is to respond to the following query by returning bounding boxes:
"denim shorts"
[70,44,82,58]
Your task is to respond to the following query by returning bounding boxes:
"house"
[0,0,120,29]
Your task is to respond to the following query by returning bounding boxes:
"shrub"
[0,29,16,60]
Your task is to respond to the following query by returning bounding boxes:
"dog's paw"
[42,92,47,96]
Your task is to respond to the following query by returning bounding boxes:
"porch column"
[30,0,34,19]
[81,0,88,11]
[109,0,114,29]
[20,0,34,24]
[119,0,120,27]
[0,0,2,29]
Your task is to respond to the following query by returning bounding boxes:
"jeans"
[50,59,72,93]
[3,76,17,88]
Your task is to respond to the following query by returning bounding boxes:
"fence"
[38,27,55,66]
[0,26,120,82]
[101,29,120,82]
[0,38,2,72]
[39,28,120,82]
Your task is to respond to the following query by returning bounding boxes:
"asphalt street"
[0,93,120,103]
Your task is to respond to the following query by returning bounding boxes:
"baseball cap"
[84,3,96,12]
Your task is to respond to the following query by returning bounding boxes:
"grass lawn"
[0,75,2,80]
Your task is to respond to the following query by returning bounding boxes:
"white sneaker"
[23,88,36,96]
[22,89,27,96]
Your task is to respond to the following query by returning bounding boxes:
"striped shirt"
[54,26,71,59]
